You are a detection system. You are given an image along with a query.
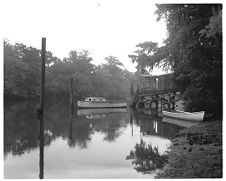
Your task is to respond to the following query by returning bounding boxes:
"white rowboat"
[162,110,205,122]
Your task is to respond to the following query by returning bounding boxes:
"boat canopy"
[85,97,107,102]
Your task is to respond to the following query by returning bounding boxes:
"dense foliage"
[129,4,222,117]
[4,40,132,99]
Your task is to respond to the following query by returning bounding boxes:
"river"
[4,99,184,179]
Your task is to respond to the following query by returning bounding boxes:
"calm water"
[4,99,183,179]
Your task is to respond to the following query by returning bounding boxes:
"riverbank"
[156,120,222,178]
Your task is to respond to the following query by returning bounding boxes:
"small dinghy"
[162,110,205,122]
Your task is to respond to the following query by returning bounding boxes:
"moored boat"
[162,110,205,121]
[77,97,127,108]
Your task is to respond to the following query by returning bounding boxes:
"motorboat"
[77,97,127,108]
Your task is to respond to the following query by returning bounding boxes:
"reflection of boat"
[77,97,127,108]
[162,110,205,121]
[85,114,106,119]
[162,117,199,128]
[77,108,127,116]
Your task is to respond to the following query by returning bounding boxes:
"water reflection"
[77,108,127,116]
[68,108,74,147]
[126,139,167,174]
[162,117,199,128]
[37,106,44,179]
[4,100,40,157]
[132,109,183,139]
[4,99,184,178]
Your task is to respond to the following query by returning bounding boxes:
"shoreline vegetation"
[156,120,222,178]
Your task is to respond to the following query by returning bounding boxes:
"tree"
[96,56,131,98]
[46,50,95,97]
[129,4,222,117]
[128,42,165,73]
[4,41,27,97]
[4,41,133,100]
[199,5,222,38]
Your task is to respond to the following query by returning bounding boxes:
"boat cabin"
[86,114,106,119]
[85,97,107,102]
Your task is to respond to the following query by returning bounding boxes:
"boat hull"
[162,110,205,121]
[77,101,127,108]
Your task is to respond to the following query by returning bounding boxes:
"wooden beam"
[70,77,74,109]
[39,37,46,179]
[40,38,46,110]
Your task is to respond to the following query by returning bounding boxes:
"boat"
[162,110,205,121]
[77,97,127,108]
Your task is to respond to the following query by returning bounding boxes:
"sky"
[1,0,167,73]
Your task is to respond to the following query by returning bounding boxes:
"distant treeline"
[4,40,133,99]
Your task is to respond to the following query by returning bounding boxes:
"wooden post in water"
[70,77,74,110]
[40,38,46,112]
[130,83,134,97]
[39,37,46,179]
[155,95,159,116]
[68,108,74,147]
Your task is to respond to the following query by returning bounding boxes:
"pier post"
[68,108,74,146]
[70,77,74,110]
[155,95,159,114]
[40,38,46,111]
[130,83,134,97]
[39,37,46,179]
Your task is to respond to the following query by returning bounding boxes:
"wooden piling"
[155,95,159,112]
[68,108,74,146]
[70,77,74,109]
[39,37,46,179]
[130,83,134,97]
[40,38,46,111]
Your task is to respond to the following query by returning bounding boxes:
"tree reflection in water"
[126,139,167,174]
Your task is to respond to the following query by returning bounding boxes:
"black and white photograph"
[2,0,223,179]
